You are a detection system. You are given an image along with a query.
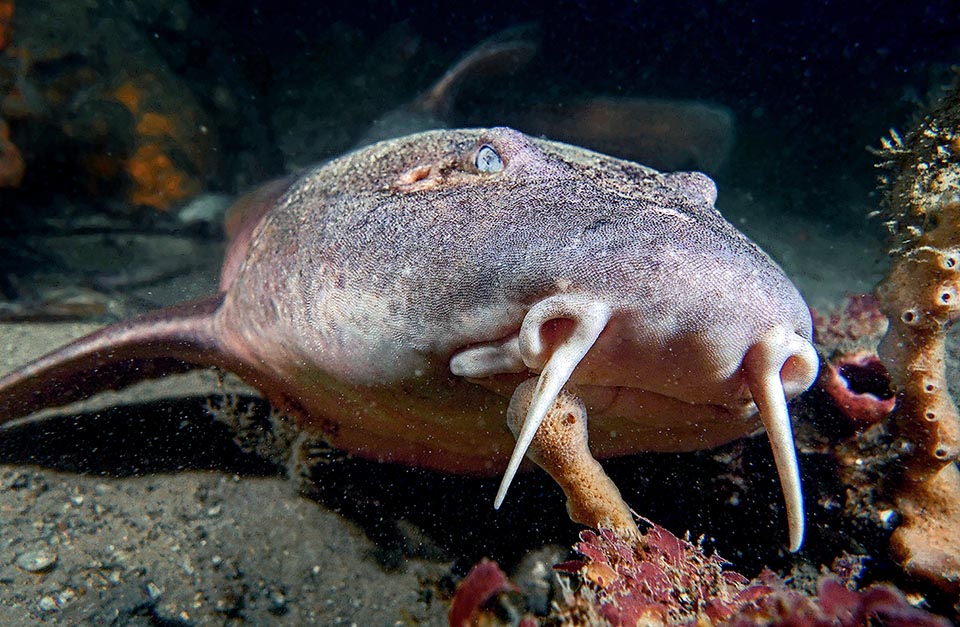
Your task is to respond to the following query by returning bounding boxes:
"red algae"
[451,522,953,627]
[449,559,526,627]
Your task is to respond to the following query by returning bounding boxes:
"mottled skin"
[0,128,818,549]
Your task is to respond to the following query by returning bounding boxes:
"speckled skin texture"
[0,127,814,483]
[209,128,815,474]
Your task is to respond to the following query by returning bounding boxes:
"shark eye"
[475,144,503,173]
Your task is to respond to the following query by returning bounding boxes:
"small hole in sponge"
[935,448,949,459]
[837,360,894,399]
[564,413,577,425]
[901,309,918,324]
[926,411,938,422]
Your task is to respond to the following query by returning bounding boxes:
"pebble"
[15,549,57,573]
[177,193,232,226]
[268,587,288,615]
[215,590,242,614]
[878,508,899,527]
[57,588,76,606]
[146,581,164,600]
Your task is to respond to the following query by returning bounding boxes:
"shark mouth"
[456,295,818,553]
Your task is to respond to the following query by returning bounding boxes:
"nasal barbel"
[493,295,612,509]
[741,327,819,552]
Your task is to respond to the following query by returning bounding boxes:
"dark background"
[188,0,960,200]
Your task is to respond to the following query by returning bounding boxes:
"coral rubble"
[0,117,22,187]
[0,0,11,52]
[449,522,953,627]
[449,559,535,627]
[721,574,952,627]
[112,77,207,210]
[0,0,215,212]
[0,0,20,188]
[549,524,760,626]
[874,75,960,594]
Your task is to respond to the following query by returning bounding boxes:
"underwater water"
[0,1,959,625]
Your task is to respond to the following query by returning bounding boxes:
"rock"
[15,549,57,573]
